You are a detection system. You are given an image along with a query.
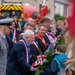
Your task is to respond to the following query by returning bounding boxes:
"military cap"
[0,18,13,26]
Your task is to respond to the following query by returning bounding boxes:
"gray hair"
[48,25,56,32]
[57,20,63,25]
[23,29,34,38]
[24,22,34,28]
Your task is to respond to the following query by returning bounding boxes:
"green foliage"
[39,50,53,70]
[35,34,65,75]
[56,34,65,46]
[35,70,43,75]
[54,13,64,21]
[35,50,53,75]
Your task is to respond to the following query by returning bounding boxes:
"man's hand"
[37,56,40,59]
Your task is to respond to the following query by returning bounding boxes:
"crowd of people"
[0,11,75,75]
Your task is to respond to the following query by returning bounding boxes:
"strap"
[45,32,50,41]
[12,28,16,42]
[53,58,62,69]
[33,41,39,50]
[19,39,29,63]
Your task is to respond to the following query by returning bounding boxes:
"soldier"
[0,18,13,75]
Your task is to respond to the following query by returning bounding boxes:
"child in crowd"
[41,45,67,75]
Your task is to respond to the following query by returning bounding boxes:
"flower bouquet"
[34,50,53,75]
[56,34,65,45]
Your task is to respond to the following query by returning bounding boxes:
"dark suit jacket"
[7,39,31,75]
[44,34,50,45]
[9,28,20,42]
[6,35,14,56]
[0,33,9,75]
[35,37,47,54]
[30,43,42,63]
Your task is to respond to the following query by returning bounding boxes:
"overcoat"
[0,33,8,75]
[7,39,32,75]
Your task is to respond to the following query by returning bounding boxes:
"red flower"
[57,35,61,38]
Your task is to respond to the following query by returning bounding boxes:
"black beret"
[0,18,13,26]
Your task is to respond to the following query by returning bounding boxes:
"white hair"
[23,29,34,38]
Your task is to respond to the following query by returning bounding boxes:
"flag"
[40,6,48,19]
[45,6,48,15]
[69,0,75,37]
[32,55,46,67]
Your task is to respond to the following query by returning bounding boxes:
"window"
[2,10,21,18]
[2,11,10,18]
[32,12,38,19]
[14,11,21,18]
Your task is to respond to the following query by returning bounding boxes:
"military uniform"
[0,33,9,75]
[0,18,13,75]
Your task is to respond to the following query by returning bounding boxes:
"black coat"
[35,36,47,54]
[30,43,42,62]
[9,29,19,42]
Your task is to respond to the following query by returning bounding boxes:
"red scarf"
[35,34,46,47]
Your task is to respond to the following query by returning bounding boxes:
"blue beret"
[0,18,13,26]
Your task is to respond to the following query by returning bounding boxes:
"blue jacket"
[44,53,67,75]
[7,39,32,75]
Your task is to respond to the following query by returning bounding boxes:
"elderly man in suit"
[7,30,38,75]
[0,18,13,75]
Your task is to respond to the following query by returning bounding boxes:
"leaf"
[54,13,64,21]
[35,70,43,75]
[56,34,65,46]
[39,50,53,70]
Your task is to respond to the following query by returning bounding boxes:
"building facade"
[0,0,3,4]
[54,0,69,17]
